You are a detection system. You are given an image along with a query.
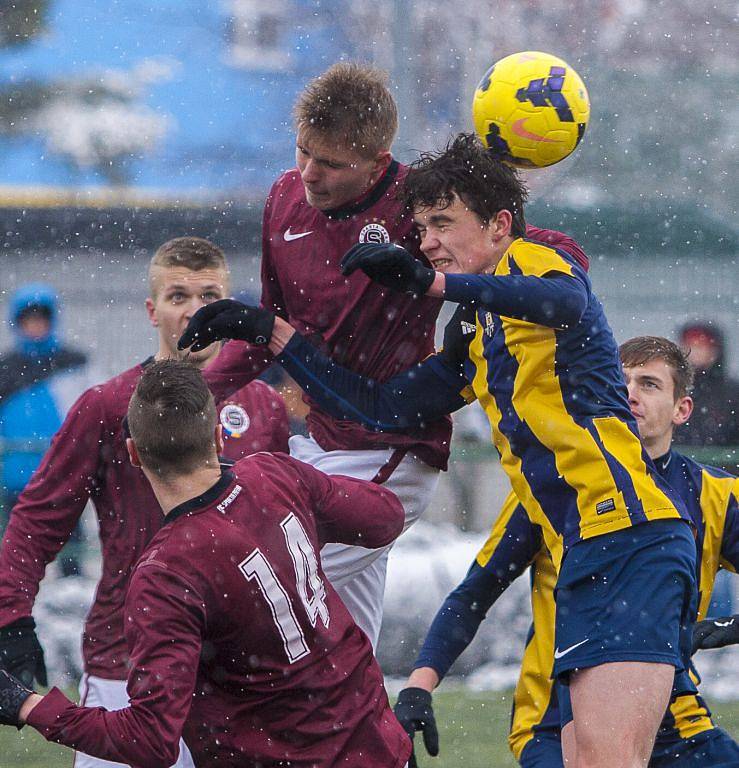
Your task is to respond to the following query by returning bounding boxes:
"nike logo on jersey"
[554,638,588,659]
[284,227,313,242]
[714,619,735,628]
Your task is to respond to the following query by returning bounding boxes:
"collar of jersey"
[165,470,235,525]
[322,159,400,220]
[653,449,674,475]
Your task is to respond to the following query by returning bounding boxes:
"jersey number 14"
[238,513,330,663]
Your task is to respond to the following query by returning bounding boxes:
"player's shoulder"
[525,224,589,272]
[231,451,313,492]
[267,169,303,204]
[505,236,581,278]
[233,449,297,475]
[673,450,734,482]
[672,450,736,507]
[700,462,736,483]
[91,360,149,414]
[129,538,205,602]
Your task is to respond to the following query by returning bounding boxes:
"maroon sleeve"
[0,388,105,628]
[200,193,285,401]
[526,224,589,272]
[260,383,290,453]
[260,183,289,318]
[202,341,274,402]
[284,456,405,549]
[27,561,204,768]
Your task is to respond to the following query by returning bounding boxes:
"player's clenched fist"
[393,687,439,767]
[340,243,436,297]
[178,300,275,352]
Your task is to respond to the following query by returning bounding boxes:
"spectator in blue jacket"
[0,284,88,576]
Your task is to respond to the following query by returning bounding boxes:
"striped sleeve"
[414,494,541,678]
[720,479,739,573]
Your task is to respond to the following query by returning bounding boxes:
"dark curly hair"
[400,133,528,236]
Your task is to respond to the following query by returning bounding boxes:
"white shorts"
[74,675,195,768]
[288,434,440,648]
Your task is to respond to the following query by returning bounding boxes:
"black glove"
[692,615,739,654]
[340,243,435,297]
[394,687,439,767]
[0,669,34,728]
[177,300,276,353]
[0,618,47,688]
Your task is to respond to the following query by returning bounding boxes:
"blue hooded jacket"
[1,285,88,497]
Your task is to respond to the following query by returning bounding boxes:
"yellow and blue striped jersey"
[446,238,691,561]
[278,236,690,559]
[508,450,739,759]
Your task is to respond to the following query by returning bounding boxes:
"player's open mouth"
[431,258,453,269]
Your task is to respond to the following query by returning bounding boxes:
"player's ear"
[145,297,158,328]
[215,424,224,455]
[672,395,693,427]
[126,438,142,468]
[370,150,392,184]
[489,209,513,240]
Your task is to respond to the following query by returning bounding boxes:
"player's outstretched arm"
[0,387,106,687]
[276,332,468,431]
[413,497,541,681]
[395,498,542,762]
[341,241,590,329]
[283,454,405,549]
[180,300,470,431]
[19,563,203,767]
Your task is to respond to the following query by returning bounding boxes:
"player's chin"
[305,189,331,209]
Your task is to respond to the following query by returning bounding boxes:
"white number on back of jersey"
[281,513,330,630]
[238,512,329,664]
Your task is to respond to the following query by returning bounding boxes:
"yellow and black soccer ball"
[472,51,590,168]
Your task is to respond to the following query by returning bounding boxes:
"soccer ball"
[472,51,590,168]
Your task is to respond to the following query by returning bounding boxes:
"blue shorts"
[649,727,739,767]
[553,519,697,688]
[519,730,564,768]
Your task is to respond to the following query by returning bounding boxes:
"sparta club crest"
[358,222,390,244]
[219,404,250,438]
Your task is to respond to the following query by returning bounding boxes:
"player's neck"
[645,432,674,461]
[146,463,224,516]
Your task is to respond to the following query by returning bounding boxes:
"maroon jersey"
[0,358,289,679]
[205,161,453,469]
[203,164,588,471]
[28,453,411,768]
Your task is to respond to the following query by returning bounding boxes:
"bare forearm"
[18,693,43,725]
[268,317,296,355]
[406,667,440,693]
[428,272,446,298]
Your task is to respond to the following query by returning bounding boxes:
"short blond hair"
[294,62,398,157]
[148,237,228,297]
